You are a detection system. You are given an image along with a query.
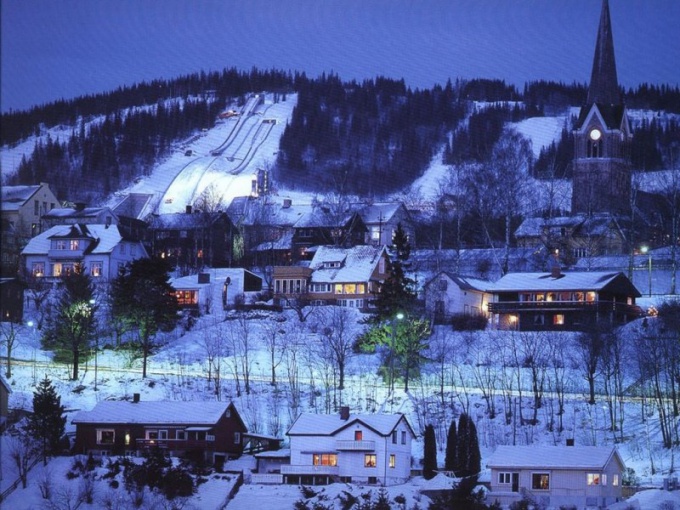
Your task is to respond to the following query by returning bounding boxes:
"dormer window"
[69,240,80,250]
[323,261,341,269]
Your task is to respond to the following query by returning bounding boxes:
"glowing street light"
[640,246,652,297]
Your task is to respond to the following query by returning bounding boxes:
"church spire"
[586,0,620,105]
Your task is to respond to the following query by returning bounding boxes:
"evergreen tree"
[455,413,469,476]
[468,418,482,476]
[28,377,66,465]
[112,257,180,378]
[44,263,98,380]
[423,424,438,480]
[444,419,458,472]
[373,222,416,320]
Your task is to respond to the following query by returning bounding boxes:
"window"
[97,429,115,445]
[159,430,168,440]
[364,454,377,468]
[234,432,241,444]
[335,284,343,294]
[392,431,397,444]
[69,239,80,250]
[439,279,448,291]
[401,431,406,444]
[313,453,337,466]
[176,290,198,306]
[586,291,596,302]
[379,259,385,273]
[532,473,550,490]
[389,454,396,468]
[91,262,103,277]
[354,430,363,441]
[32,262,45,277]
[125,432,130,446]
[587,473,601,485]
[146,430,158,442]
[612,474,619,486]
[553,314,565,325]
[34,200,39,215]
[120,243,126,254]
[499,472,512,484]
[55,240,67,250]
[176,430,186,441]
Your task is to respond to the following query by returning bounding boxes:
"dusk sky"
[2,0,679,113]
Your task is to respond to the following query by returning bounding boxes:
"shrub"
[451,313,487,331]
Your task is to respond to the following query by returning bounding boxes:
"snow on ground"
[512,115,567,158]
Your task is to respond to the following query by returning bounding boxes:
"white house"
[423,271,491,323]
[486,445,625,509]
[278,407,415,486]
[21,223,148,281]
[170,268,263,312]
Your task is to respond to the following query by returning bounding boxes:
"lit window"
[335,284,343,294]
[97,429,115,445]
[553,314,565,325]
[389,454,396,468]
[125,432,130,446]
[586,291,596,302]
[69,240,80,250]
[612,474,619,486]
[355,430,363,441]
[32,262,45,277]
[313,454,337,466]
[91,262,103,277]
[532,473,550,490]
[364,454,377,468]
[587,473,601,485]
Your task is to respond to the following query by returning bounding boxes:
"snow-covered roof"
[358,202,404,224]
[253,231,294,252]
[487,445,621,470]
[21,224,135,255]
[1,184,40,211]
[489,271,633,293]
[424,271,491,292]
[43,206,115,219]
[171,268,260,290]
[293,209,357,229]
[309,245,385,284]
[149,211,231,230]
[72,400,236,426]
[287,412,411,437]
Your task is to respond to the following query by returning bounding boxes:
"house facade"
[487,268,642,331]
[358,202,414,247]
[292,209,367,261]
[21,223,148,281]
[72,398,247,466]
[149,208,235,270]
[170,268,263,312]
[423,271,491,323]
[272,245,389,311]
[486,445,625,509]
[0,374,11,430]
[278,408,415,486]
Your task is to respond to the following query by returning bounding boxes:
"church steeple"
[586,0,620,106]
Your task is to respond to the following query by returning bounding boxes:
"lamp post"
[389,312,404,396]
[641,246,652,297]
[222,277,232,310]
[89,299,98,391]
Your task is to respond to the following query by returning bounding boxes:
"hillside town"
[1,1,680,509]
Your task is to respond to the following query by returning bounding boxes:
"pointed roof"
[488,445,624,471]
[587,0,620,106]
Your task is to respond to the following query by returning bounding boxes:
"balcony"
[336,440,375,451]
[487,300,641,316]
[48,248,84,260]
[135,438,212,450]
[281,464,339,475]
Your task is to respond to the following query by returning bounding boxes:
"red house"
[72,397,247,466]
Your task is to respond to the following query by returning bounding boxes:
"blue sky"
[2,0,679,113]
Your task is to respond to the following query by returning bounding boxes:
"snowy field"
[2,292,680,509]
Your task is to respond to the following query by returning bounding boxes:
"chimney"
[566,438,575,447]
[133,393,140,403]
[282,198,292,209]
[339,406,350,421]
[186,205,192,214]
[550,249,561,278]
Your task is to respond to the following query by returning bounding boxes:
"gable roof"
[112,193,154,220]
[72,400,243,427]
[358,202,405,224]
[1,184,41,212]
[287,412,414,438]
[489,271,640,297]
[21,224,140,256]
[294,209,364,230]
[43,206,117,221]
[424,271,490,292]
[487,445,623,471]
[149,211,232,231]
[309,245,386,284]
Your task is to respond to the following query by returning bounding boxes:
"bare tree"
[201,320,227,400]
[8,426,38,488]
[1,321,19,378]
[225,312,254,396]
[262,319,286,386]
[572,322,608,405]
[317,306,357,394]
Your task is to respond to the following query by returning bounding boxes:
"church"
[515,0,662,264]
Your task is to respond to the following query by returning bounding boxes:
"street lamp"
[640,246,652,297]
[389,312,404,396]
[89,299,98,391]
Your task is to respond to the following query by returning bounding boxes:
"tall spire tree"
[27,377,66,465]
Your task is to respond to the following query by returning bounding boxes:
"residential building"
[0,278,25,322]
[486,445,625,509]
[272,245,389,311]
[170,268,263,312]
[277,407,415,486]
[72,397,247,466]
[357,202,414,247]
[148,208,236,270]
[1,183,60,275]
[42,204,118,229]
[292,209,367,261]
[423,272,491,323]
[0,374,11,430]
[487,267,642,331]
[21,223,148,281]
